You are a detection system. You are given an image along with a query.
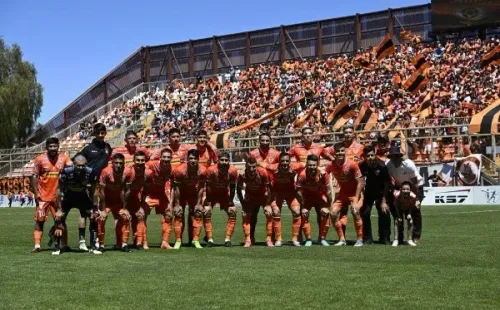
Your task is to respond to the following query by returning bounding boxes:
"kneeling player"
[97,153,128,251]
[172,149,208,249]
[206,151,238,247]
[145,148,174,249]
[52,155,101,255]
[296,155,333,247]
[327,143,365,247]
[260,152,304,246]
[392,181,419,247]
[237,157,271,247]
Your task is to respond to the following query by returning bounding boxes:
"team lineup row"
[30,124,424,255]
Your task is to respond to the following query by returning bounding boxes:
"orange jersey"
[32,153,71,202]
[152,144,192,167]
[296,169,330,198]
[265,163,303,194]
[249,147,280,165]
[173,163,208,193]
[124,166,154,199]
[326,160,362,196]
[206,165,238,195]
[237,167,270,197]
[289,143,329,163]
[329,141,364,163]
[394,191,417,211]
[193,145,218,168]
[111,145,150,167]
[146,160,172,196]
[99,166,126,202]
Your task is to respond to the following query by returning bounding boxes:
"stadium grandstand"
[1,2,500,194]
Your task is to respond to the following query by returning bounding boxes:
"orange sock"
[161,217,172,243]
[192,216,202,241]
[273,217,282,241]
[334,215,346,240]
[174,217,183,242]
[302,216,311,239]
[33,229,43,245]
[292,217,301,241]
[265,215,273,241]
[143,221,148,245]
[120,218,130,245]
[320,215,330,239]
[136,221,146,245]
[340,215,348,238]
[225,216,236,240]
[97,218,105,246]
[242,213,251,242]
[354,217,363,240]
[204,217,213,239]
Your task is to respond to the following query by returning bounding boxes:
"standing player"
[386,145,424,243]
[144,148,174,249]
[248,132,280,244]
[237,157,272,247]
[123,151,153,250]
[289,127,333,164]
[52,155,100,255]
[172,149,208,249]
[31,137,72,253]
[328,126,364,163]
[27,191,34,206]
[193,129,218,169]
[112,130,150,166]
[392,181,419,247]
[97,153,128,251]
[260,152,304,246]
[151,128,191,167]
[359,146,391,244]
[205,151,238,247]
[327,143,365,247]
[296,155,333,247]
[80,123,112,251]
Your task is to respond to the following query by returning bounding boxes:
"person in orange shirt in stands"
[31,137,72,253]
[111,131,150,167]
[248,132,280,244]
[327,143,365,247]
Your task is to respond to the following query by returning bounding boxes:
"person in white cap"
[386,144,424,246]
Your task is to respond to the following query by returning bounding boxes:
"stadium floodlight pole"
[169,46,185,80]
[216,37,234,69]
[284,29,304,61]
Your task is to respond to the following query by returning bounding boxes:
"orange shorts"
[34,200,56,222]
[272,195,300,209]
[303,195,328,211]
[332,196,359,210]
[145,195,170,215]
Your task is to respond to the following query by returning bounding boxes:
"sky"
[0,0,425,124]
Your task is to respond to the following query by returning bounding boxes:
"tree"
[0,37,43,149]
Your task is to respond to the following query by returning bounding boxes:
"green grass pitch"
[0,205,499,310]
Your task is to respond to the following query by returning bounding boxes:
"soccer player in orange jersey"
[145,148,173,250]
[97,153,127,251]
[327,143,365,247]
[111,130,150,167]
[31,137,72,253]
[392,181,419,247]
[260,152,304,247]
[328,126,364,163]
[192,129,218,169]
[172,149,208,249]
[205,151,238,247]
[288,127,334,164]
[296,154,333,247]
[237,157,272,247]
[151,128,191,166]
[248,132,280,243]
[123,151,153,250]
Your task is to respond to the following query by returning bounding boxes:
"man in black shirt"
[78,123,112,250]
[52,155,101,255]
[359,146,391,244]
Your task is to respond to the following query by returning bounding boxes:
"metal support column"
[284,28,304,60]
[167,46,173,81]
[355,14,362,51]
[212,37,219,74]
[245,32,251,68]
[216,37,233,69]
[188,40,194,78]
[170,46,184,80]
[316,21,323,59]
[388,8,394,37]
[280,26,286,63]
[144,47,151,84]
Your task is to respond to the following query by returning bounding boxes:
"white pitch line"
[436,209,500,215]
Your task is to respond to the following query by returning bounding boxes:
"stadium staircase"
[480,155,500,185]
